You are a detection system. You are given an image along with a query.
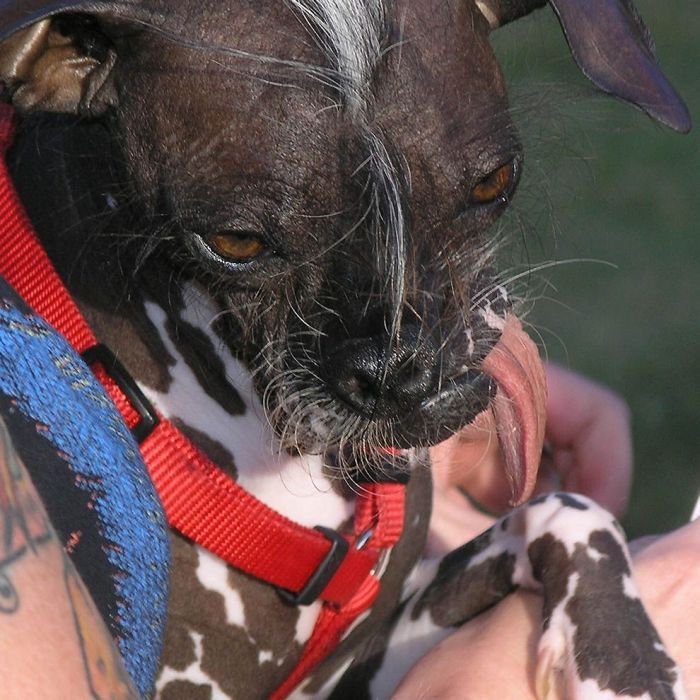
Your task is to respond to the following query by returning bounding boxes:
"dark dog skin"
[0,0,692,698]
[14,0,515,450]
[102,0,515,450]
[2,5,522,695]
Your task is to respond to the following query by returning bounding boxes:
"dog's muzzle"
[322,314,547,505]
[321,321,496,448]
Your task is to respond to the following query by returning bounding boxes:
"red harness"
[0,103,406,698]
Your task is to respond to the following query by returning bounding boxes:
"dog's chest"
[139,291,354,530]
[80,287,429,699]
[157,535,317,699]
[129,291,349,696]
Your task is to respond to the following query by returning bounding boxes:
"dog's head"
[0,0,689,486]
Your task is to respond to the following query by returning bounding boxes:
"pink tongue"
[481,315,547,505]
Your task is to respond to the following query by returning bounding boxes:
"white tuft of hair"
[286,0,385,111]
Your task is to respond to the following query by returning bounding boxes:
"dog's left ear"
[0,2,155,116]
[477,0,691,133]
[0,15,117,115]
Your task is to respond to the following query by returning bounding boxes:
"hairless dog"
[0,1,691,697]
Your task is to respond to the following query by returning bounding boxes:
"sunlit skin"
[0,419,138,700]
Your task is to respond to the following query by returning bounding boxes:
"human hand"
[543,363,632,516]
[428,363,632,554]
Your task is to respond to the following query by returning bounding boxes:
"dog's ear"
[0,2,150,115]
[477,0,691,133]
[0,17,115,114]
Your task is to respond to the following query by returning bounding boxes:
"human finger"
[544,363,632,516]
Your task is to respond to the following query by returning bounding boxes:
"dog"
[0,0,691,698]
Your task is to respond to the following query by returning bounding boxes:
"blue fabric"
[0,277,169,697]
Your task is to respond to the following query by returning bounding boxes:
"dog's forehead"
[153,0,325,63]
[118,0,512,202]
[125,0,506,124]
[374,0,513,195]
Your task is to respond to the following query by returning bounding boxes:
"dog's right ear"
[476,0,691,133]
[0,3,152,116]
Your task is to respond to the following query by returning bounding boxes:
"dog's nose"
[323,324,437,418]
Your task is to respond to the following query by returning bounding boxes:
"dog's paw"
[534,582,687,700]
[518,494,687,700]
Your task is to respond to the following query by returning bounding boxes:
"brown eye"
[470,162,516,206]
[208,232,266,262]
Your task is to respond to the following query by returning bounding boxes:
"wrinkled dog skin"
[0,1,691,699]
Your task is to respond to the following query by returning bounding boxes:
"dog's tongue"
[481,315,547,505]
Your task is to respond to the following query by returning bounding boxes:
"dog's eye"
[470,162,517,206]
[207,232,267,263]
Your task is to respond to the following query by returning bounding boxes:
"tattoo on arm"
[65,559,139,699]
[0,416,138,699]
[0,418,51,613]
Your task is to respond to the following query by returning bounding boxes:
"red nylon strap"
[140,422,385,603]
[0,104,406,614]
[271,576,382,700]
[271,483,404,699]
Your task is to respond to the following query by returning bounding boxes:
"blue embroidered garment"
[0,276,169,697]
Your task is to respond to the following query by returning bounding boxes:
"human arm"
[0,418,138,699]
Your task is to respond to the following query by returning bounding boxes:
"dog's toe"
[536,621,596,700]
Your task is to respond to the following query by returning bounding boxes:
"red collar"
[0,103,406,697]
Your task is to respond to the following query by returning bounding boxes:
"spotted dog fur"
[367,494,687,700]
[0,0,691,698]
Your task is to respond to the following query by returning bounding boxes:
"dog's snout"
[323,325,437,419]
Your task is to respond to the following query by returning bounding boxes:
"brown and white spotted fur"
[0,0,691,698]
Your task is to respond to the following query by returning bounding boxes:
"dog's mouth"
[258,287,546,503]
[344,314,545,503]
[323,313,547,504]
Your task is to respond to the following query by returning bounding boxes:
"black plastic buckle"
[82,343,159,444]
[277,526,350,606]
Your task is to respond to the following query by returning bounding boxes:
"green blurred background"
[491,0,699,537]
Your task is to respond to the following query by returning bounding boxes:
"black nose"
[323,324,437,419]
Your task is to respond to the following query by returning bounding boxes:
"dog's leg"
[366,493,686,700]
